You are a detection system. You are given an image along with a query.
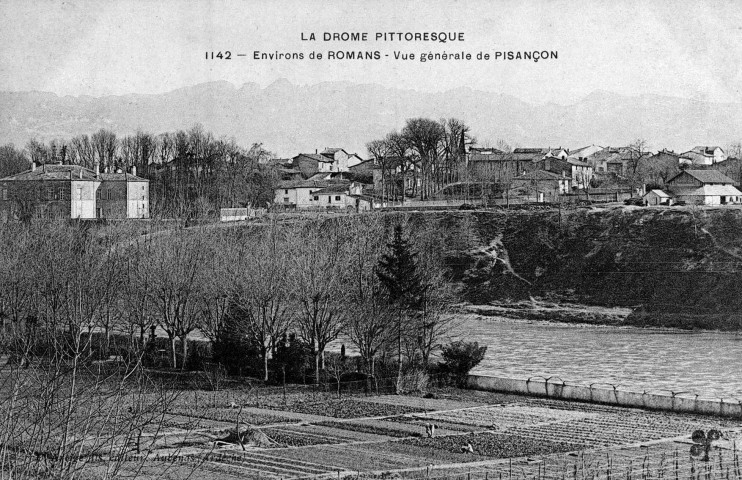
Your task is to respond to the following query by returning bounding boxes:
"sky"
[1,0,742,105]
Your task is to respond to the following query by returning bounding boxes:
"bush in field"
[440,341,488,386]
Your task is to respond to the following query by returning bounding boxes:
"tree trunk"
[180,334,188,370]
[262,348,269,382]
[396,308,403,394]
[170,335,177,369]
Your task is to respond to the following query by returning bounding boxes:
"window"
[96,189,101,199]
[335,195,341,201]
[56,188,62,200]
[327,196,332,203]
[284,189,289,194]
[283,197,289,203]
[313,196,319,201]
[1,188,6,201]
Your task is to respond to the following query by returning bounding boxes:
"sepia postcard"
[1,1,741,479]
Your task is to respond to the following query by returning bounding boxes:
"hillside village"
[269,143,742,213]
[1,124,742,221]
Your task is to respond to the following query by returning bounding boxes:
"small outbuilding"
[643,189,672,206]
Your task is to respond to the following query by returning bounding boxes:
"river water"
[458,316,742,400]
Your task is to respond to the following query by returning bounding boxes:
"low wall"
[467,374,742,418]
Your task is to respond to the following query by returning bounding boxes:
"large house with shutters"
[0,162,149,221]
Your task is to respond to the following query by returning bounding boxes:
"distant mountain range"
[1,80,741,158]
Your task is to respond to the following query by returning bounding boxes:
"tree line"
[366,117,475,202]
[0,125,279,218]
[0,215,466,388]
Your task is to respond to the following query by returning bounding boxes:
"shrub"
[440,341,487,386]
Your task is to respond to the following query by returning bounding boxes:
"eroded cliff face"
[389,208,742,329]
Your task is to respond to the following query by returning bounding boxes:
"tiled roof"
[295,153,335,163]
[670,170,735,185]
[321,147,346,155]
[0,164,147,182]
[567,158,590,167]
[311,184,351,195]
[513,148,550,154]
[277,179,350,189]
[644,189,672,198]
[690,146,722,155]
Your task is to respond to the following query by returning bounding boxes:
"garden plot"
[169,407,301,426]
[407,404,597,431]
[315,418,453,438]
[266,442,434,471]
[267,397,428,419]
[356,394,491,411]
[503,411,737,449]
[190,450,340,478]
[400,432,582,460]
[261,423,381,446]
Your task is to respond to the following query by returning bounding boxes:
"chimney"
[58,159,63,166]
[130,165,136,176]
[95,162,100,177]
[31,161,36,172]
[79,168,82,179]
[315,149,318,154]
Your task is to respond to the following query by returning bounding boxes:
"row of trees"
[0,125,278,218]
[367,117,475,201]
[0,215,457,386]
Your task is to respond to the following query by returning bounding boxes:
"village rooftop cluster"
[1,129,741,222]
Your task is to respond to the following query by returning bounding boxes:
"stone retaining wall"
[467,374,742,417]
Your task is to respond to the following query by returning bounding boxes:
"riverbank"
[461,298,632,326]
[461,297,742,332]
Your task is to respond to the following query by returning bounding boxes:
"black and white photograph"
[1,0,742,478]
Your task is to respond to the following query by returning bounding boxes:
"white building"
[666,170,742,205]
[681,146,726,166]
[274,180,370,210]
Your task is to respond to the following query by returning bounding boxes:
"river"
[458,315,742,399]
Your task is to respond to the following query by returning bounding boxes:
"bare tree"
[91,129,118,169]
[290,220,349,382]
[145,231,209,369]
[345,215,395,377]
[402,118,446,200]
[229,223,293,381]
[0,144,29,177]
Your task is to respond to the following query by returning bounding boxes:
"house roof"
[567,158,590,167]
[320,147,348,156]
[513,148,551,154]
[311,184,351,195]
[668,169,735,185]
[294,153,335,163]
[568,145,604,157]
[689,146,723,155]
[349,159,376,169]
[644,189,672,198]
[0,164,147,182]
[469,147,505,154]
[277,179,350,189]
[679,185,742,197]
